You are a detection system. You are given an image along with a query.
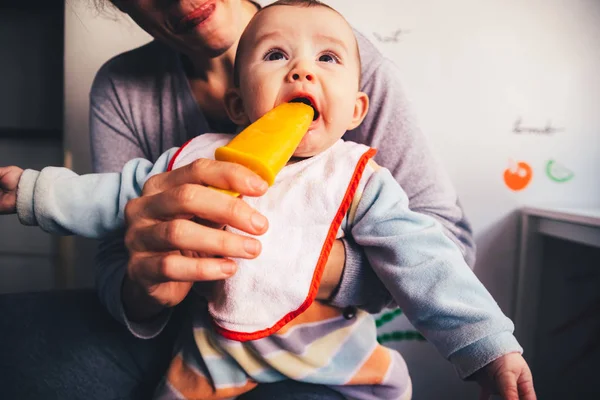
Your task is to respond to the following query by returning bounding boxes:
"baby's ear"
[347,92,369,130]
[224,88,251,126]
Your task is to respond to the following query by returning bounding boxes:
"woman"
[2,0,474,399]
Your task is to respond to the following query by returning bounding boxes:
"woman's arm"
[351,32,475,264]
[90,63,163,335]
[329,32,476,313]
[90,64,272,336]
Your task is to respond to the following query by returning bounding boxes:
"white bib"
[169,133,375,341]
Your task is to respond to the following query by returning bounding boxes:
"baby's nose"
[291,72,313,81]
[288,65,314,82]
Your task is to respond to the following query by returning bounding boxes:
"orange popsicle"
[213,102,314,196]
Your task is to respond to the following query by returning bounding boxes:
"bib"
[169,133,376,341]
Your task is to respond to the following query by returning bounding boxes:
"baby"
[0,1,534,399]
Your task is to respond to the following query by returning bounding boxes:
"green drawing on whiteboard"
[375,309,403,328]
[378,331,425,344]
[546,160,574,183]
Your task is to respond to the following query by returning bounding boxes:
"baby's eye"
[318,53,340,63]
[264,49,287,61]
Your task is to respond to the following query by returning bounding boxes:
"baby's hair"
[233,0,361,87]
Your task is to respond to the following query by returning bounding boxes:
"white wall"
[323,0,600,304]
[321,0,600,398]
[63,0,600,398]
[63,2,151,287]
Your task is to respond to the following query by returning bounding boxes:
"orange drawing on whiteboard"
[504,161,532,191]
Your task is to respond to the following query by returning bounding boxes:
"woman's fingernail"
[251,213,267,230]
[249,177,268,192]
[244,239,260,255]
[221,261,236,275]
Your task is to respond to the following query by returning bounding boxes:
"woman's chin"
[184,30,235,56]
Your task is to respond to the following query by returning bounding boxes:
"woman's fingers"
[143,183,269,234]
[121,158,270,314]
[127,218,262,258]
[136,253,238,283]
[142,158,268,197]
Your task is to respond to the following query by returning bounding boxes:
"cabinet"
[0,2,64,293]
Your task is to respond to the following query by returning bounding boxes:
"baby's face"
[236,5,367,157]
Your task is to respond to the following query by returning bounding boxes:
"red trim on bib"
[214,147,378,341]
[167,138,195,172]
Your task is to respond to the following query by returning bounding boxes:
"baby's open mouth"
[289,97,320,121]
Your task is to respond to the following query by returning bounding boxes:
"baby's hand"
[0,166,24,214]
[474,352,536,400]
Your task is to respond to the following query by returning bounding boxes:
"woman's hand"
[122,158,270,321]
[317,239,345,300]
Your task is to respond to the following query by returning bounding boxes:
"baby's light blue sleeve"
[16,148,179,238]
[351,167,522,378]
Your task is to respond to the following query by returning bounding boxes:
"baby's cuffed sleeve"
[16,169,41,227]
[13,148,178,238]
[449,331,523,379]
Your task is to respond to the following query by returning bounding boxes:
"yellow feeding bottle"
[213,102,314,196]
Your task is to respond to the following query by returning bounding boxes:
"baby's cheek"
[251,105,271,122]
[247,90,272,119]
[243,99,263,122]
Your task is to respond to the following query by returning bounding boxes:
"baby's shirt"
[17,147,179,237]
[15,137,521,379]
[348,161,521,378]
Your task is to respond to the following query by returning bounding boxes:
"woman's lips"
[176,1,216,33]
